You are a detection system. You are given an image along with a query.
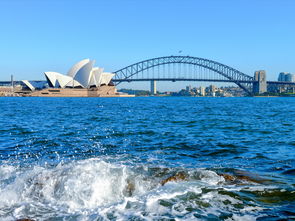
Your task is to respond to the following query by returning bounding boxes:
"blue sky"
[0,0,294,91]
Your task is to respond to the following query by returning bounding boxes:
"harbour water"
[0,97,294,220]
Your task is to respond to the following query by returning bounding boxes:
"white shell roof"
[44,59,114,88]
[89,67,104,86]
[100,73,115,86]
[65,79,82,88]
[44,72,60,87]
[22,80,35,91]
[73,60,94,88]
[45,72,73,88]
[67,59,90,78]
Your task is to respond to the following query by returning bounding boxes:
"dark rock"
[218,169,272,184]
[123,179,135,197]
[16,219,35,221]
[161,171,188,186]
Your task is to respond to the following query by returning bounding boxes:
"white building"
[200,86,205,96]
[45,59,114,89]
[22,59,115,91]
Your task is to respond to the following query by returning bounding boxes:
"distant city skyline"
[0,0,294,91]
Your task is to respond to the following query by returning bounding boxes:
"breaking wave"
[1,157,293,220]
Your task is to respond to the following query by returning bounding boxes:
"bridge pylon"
[253,70,267,94]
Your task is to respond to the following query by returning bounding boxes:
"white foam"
[0,165,17,180]
[0,160,270,220]
[227,214,256,221]
[198,169,225,185]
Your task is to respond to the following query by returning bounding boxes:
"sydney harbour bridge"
[1,55,294,96]
[112,56,295,96]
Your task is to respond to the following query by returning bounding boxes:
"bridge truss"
[113,56,255,94]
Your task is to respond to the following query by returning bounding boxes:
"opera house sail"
[44,59,114,89]
[22,59,132,97]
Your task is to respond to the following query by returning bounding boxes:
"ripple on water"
[0,97,294,220]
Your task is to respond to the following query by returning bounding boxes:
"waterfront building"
[150,80,157,95]
[209,85,216,93]
[44,59,114,89]
[206,85,216,96]
[21,80,47,91]
[200,86,205,96]
[22,59,115,91]
[16,59,135,97]
[278,72,295,82]
[186,85,191,92]
[278,72,287,81]
[285,73,295,82]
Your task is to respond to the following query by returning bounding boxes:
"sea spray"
[0,97,294,220]
[0,158,275,220]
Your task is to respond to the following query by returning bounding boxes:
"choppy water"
[0,97,294,221]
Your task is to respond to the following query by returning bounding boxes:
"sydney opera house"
[23,59,132,97]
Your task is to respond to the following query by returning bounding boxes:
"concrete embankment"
[0,87,20,97]
[24,86,135,97]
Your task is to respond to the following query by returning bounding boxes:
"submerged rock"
[16,219,35,221]
[220,173,236,182]
[160,171,188,186]
[123,179,135,197]
[218,169,272,184]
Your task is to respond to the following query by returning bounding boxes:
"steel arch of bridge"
[113,56,255,94]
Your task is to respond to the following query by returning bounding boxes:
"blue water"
[0,97,294,220]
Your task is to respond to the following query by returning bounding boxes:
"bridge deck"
[1,80,295,86]
[112,78,255,83]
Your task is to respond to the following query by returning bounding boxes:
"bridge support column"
[150,80,157,95]
[253,70,267,94]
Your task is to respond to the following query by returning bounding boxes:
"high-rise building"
[150,80,157,95]
[285,73,292,82]
[286,73,295,82]
[278,72,295,82]
[186,85,191,92]
[200,86,205,96]
[278,72,287,81]
[209,85,216,93]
